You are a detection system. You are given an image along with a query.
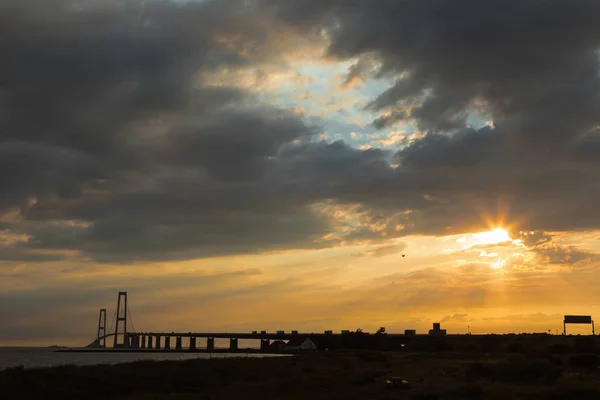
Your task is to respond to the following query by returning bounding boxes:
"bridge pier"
[131,335,140,349]
[141,336,146,349]
[260,339,270,352]
[164,336,171,350]
[176,336,182,350]
[124,334,131,348]
[155,336,161,350]
[147,335,153,350]
[229,338,238,351]
[190,337,197,351]
[207,337,215,352]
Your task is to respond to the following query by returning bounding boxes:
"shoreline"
[56,348,269,354]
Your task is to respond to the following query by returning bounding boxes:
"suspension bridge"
[88,291,417,352]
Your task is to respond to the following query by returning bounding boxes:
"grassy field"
[2,336,600,399]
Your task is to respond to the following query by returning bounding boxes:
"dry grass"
[2,337,600,399]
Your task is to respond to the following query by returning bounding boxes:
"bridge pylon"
[113,291,129,348]
[97,309,107,348]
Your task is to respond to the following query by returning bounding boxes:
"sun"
[472,228,512,246]
[455,227,515,248]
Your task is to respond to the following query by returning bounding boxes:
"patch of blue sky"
[465,110,494,130]
[257,60,417,151]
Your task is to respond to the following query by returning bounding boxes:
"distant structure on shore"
[563,315,595,335]
[429,322,447,337]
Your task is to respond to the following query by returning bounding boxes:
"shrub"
[445,384,483,399]
[342,358,359,371]
[478,339,501,353]
[350,372,375,386]
[496,359,562,384]
[412,393,439,400]
[548,355,563,366]
[551,388,600,400]
[548,344,572,354]
[573,337,596,353]
[466,358,562,384]
[406,337,453,352]
[526,348,551,359]
[569,354,600,371]
[465,361,493,380]
[505,342,525,353]
[356,352,388,363]
[463,343,480,353]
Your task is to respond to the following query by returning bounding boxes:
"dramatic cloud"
[3,0,600,265]
[264,0,600,233]
[267,0,600,137]
[0,0,333,261]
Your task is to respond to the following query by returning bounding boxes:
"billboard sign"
[564,315,592,324]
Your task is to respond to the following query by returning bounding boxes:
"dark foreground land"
[3,335,600,399]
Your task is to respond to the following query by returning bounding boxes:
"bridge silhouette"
[89,291,416,351]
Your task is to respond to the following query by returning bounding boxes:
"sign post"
[563,315,594,335]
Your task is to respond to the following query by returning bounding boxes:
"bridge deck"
[130,332,413,340]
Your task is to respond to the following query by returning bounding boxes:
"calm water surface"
[0,347,282,370]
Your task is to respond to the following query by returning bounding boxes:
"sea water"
[0,347,283,370]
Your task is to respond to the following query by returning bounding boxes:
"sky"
[2,0,600,346]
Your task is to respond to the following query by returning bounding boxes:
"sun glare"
[452,227,523,269]
[471,228,512,246]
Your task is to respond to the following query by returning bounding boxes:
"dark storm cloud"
[161,107,318,181]
[0,142,100,210]
[1,0,259,210]
[0,0,340,262]
[4,0,600,264]
[1,1,246,149]
[292,0,600,237]
[13,140,396,262]
[265,0,600,141]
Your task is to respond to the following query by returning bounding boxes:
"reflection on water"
[0,348,284,370]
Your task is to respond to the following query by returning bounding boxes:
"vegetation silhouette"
[2,335,600,399]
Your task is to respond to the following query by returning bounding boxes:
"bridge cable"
[108,306,117,335]
[127,304,137,333]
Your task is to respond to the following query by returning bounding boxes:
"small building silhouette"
[269,340,286,353]
[429,322,447,336]
[286,337,317,352]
